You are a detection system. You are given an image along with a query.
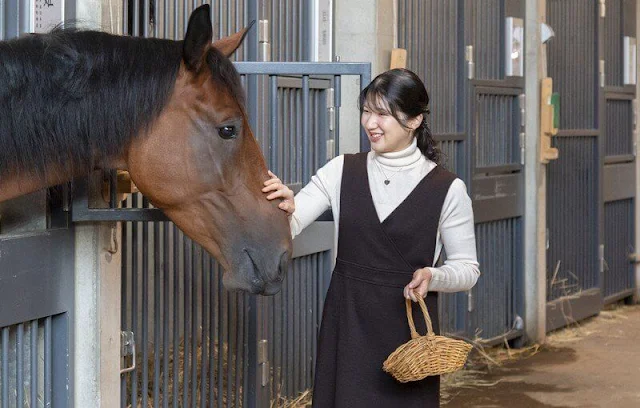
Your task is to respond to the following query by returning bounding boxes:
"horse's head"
[126,5,292,295]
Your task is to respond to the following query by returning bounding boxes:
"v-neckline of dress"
[364,157,439,227]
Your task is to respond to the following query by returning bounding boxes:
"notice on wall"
[32,0,64,33]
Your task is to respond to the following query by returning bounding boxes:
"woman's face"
[361,99,421,154]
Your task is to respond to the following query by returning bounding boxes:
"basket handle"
[406,291,434,339]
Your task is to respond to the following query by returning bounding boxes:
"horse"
[0,4,292,295]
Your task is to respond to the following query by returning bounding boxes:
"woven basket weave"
[383,293,472,382]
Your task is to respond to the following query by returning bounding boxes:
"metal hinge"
[599,0,606,18]
[258,20,271,62]
[599,60,605,87]
[120,331,136,374]
[326,87,336,160]
[520,132,526,165]
[258,339,269,387]
[467,290,474,312]
[466,45,474,80]
[599,244,605,274]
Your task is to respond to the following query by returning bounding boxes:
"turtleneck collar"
[373,137,423,168]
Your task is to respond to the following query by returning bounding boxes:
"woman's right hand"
[263,170,295,215]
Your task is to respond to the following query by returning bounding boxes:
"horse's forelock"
[206,47,245,108]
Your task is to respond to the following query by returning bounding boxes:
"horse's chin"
[222,272,283,296]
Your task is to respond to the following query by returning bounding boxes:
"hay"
[270,389,313,408]
[125,338,239,408]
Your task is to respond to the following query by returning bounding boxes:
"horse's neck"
[0,171,67,202]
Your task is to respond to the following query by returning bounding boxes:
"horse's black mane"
[0,28,243,180]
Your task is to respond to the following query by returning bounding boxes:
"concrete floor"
[442,304,640,408]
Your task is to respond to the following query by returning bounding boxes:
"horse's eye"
[218,125,237,140]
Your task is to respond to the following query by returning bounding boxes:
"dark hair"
[358,68,441,164]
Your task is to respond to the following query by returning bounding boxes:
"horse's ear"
[212,20,255,58]
[183,4,213,71]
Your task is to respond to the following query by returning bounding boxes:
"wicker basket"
[383,293,473,382]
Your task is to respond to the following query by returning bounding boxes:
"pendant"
[384,179,390,185]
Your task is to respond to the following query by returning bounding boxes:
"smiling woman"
[265,68,480,407]
[0,4,292,294]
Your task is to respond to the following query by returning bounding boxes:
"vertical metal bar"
[142,219,150,408]
[16,323,23,407]
[182,237,191,408]
[121,219,129,408]
[217,268,224,408]
[30,320,37,407]
[234,295,242,406]
[270,75,279,169]
[1,327,8,408]
[163,0,169,39]
[208,260,216,408]
[153,0,159,37]
[243,293,250,408]
[302,75,310,182]
[163,222,170,408]
[191,245,198,407]
[131,196,139,406]
[109,170,117,208]
[44,317,51,407]
[122,0,129,35]
[335,75,342,155]
[133,0,140,36]
[173,0,179,40]
[143,0,150,37]
[172,226,180,408]
[200,251,208,408]
[226,293,233,406]
[154,222,161,406]
[183,0,189,40]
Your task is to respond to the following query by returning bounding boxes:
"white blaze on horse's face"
[126,5,292,295]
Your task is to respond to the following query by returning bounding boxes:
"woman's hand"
[403,267,433,301]
[263,170,295,215]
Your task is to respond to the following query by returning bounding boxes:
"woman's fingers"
[404,268,432,301]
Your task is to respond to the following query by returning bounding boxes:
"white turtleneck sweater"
[290,138,480,293]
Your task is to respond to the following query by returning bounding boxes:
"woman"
[263,68,480,407]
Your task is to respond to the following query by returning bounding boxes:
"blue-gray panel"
[473,218,520,340]
[547,137,599,302]
[276,87,328,185]
[267,251,331,400]
[472,0,502,81]
[397,0,460,134]
[475,92,519,168]
[0,314,68,408]
[0,230,74,328]
[605,99,633,156]
[120,215,247,408]
[267,0,308,62]
[547,0,597,130]
[605,0,623,87]
[439,140,460,175]
[604,199,634,298]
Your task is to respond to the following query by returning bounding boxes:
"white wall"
[334,0,395,154]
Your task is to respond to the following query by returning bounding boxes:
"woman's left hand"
[403,268,433,301]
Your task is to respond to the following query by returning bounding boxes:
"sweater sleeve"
[289,155,344,239]
[427,178,481,292]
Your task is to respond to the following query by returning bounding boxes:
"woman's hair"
[358,68,441,164]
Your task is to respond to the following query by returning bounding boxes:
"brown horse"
[0,5,291,294]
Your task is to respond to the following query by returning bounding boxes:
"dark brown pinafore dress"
[312,152,457,408]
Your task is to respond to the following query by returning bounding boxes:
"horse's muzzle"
[236,248,289,295]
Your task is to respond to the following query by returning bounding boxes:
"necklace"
[374,159,406,185]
